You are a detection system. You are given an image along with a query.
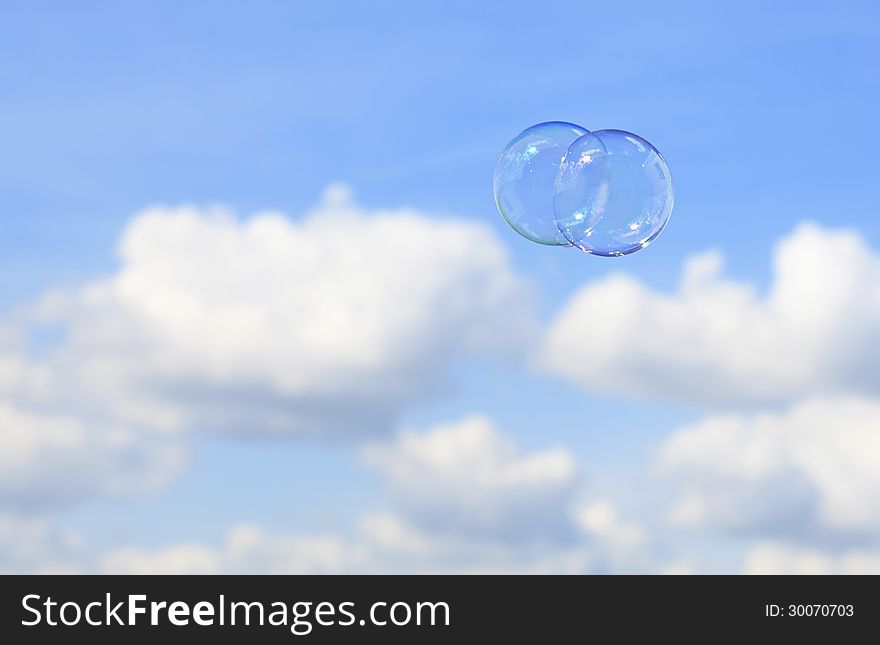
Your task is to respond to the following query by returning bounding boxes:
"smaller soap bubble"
[493,121,589,246]
[554,129,673,256]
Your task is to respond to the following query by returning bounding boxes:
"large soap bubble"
[493,122,673,256]
[493,121,590,246]
[554,129,673,256]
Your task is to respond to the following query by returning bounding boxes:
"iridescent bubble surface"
[554,129,673,256]
[493,122,588,246]
[552,132,611,250]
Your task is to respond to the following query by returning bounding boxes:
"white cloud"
[540,224,880,405]
[656,397,880,539]
[97,515,598,575]
[6,185,534,437]
[743,542,880,574]
[339,511,600,574]
[361,414,578,540]
[97,501,658,575]
[99,524,361,575]
[573,501,645,557]
[83,414,647,575]
[0,187,532,511]
[0,401,184,509]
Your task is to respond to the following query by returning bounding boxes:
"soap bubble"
[493,121,589,246]
[554,129,673,256]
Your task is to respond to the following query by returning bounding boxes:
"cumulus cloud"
[97,514,599,575]
[0,186,534,516]
[0,401,184,510]
[5,185,534,437]
[656,397,880,540]
[743,543,880,575]
[540,224,880,405]
[99,524,360,575]
[98,505,656,575]
[83,414,645,574]
[361,415,578,541]
[573,501,645,559]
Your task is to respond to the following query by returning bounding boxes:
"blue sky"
[5,1,878,299]
[2,1,880,573]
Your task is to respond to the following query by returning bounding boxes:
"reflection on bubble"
[554,129,673,256]
[493,122,588,246]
